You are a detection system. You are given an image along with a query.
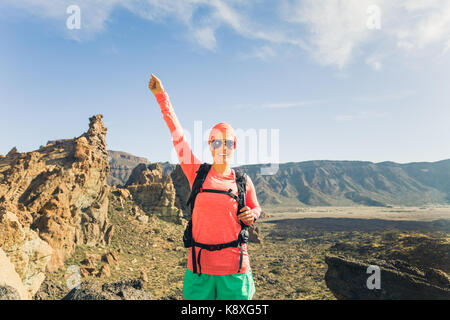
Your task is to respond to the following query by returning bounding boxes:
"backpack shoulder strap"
[235,170,249,272]
[186,163,212,211]
[235,170,247,213]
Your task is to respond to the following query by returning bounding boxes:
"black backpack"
[183,163,249,276]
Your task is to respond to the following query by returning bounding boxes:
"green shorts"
[183,268,255,300]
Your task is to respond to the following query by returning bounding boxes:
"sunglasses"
[210,139,235,149]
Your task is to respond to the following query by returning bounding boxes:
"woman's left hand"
[238,206,255,226]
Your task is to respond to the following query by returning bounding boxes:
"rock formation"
[170,164,191,217]
[125,163,183,224]
[325,254,450,300]
[248,225,262,243]
[0,115,112,295]
[107,150,150,186]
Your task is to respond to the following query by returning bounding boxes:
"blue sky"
[1,0,449,165]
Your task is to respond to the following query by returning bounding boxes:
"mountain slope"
[108,150,450,207]
[107,151,150,186]
[237,159,450,207]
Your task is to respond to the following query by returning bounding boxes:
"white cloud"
[231,99,328,110]
[231,88,414,112]
[2,0,450,68]
[280,0,450,68]
[365,55,383,71]
[262,100,327,109]
[335,110,387,122]
[240,45,276,62]
[280,0,376,68]
[391,0,450,50]
[193,26,217,51]
[443,40,450,55]
[351,90,416,104]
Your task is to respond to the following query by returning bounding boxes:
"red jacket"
[155,91,262,275]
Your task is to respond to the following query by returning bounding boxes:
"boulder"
[0,286,21,300]
[102,250,119,265]
[62,279,153,300]
[80,267,97,278]
[81,253,101,268]
[325,254,450,300]
[137,215,149,224]
[0,248,31,300]
[33,278,66,300]
[0,212,52,297]
[97,264,111,278]
[113,188,132,200]
[140,270,148,283]
[249,224,262,243]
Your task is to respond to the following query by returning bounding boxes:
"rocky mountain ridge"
[108,152,450,208]
[231,159,450,207]
[0,115,112,296]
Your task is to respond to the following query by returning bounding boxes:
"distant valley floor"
[262,205,450,222]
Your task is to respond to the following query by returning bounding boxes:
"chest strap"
[199,188,239,202]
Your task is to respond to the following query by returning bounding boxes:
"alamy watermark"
[366,5,381,30]
[66,265,81,290]
[66,5,81,30]
[64,4,381,32]
[366,265,381,290]
[170,121,280,175]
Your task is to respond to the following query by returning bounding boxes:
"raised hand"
[148,73,165,95]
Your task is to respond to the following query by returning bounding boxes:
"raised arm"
[148,74,201,187]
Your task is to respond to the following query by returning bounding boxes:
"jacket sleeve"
[154,91,201,188]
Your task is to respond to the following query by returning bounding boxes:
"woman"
[148,74,262,300]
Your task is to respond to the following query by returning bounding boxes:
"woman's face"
[209,130,235,165]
